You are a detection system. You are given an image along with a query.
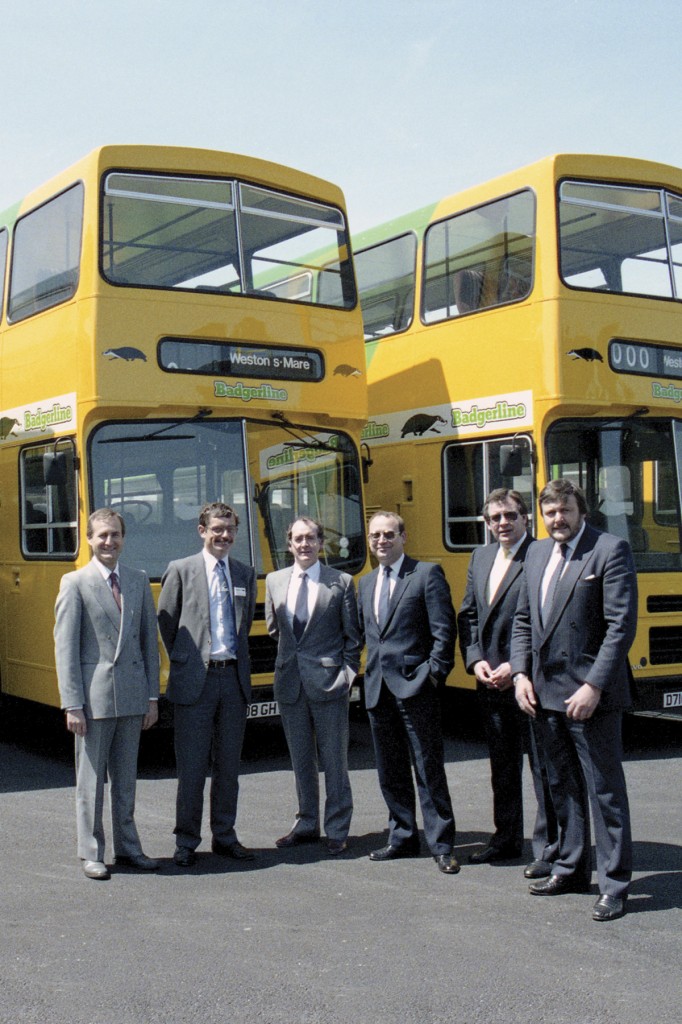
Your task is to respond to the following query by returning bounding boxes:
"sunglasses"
[487,511,520,524]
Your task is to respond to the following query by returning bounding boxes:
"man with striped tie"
[54,508,159,879]
[158,502,256,867]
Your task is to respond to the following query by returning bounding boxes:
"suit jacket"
[458,534,533,673]
[510,524,638,712]
[157,551,256,705]
[265,564,361,705]
[54,560,159,718]
[358,556,456,710]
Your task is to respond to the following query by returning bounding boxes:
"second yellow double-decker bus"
[0,145,369,719]
[354,153,682,719]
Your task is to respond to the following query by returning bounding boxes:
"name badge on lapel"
[234,587,247,597]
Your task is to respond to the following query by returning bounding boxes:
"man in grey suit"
[266,517,361,855]
[458,488,558,872]
[54,508,160,880]
[158,501,256,867]
[358,511,460,874]
[511,478,637,922]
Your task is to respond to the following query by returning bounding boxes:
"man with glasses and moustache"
[158,502,256,867]
[458,489,558,874]
[358,511,460,874]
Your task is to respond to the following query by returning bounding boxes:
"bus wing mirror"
[361,443,373,485]
[43,451,68,486]
[499,444,523,477]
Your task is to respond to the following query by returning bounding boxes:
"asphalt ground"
[0,699,680,1024]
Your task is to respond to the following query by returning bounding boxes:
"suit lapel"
[273,567,295,636]
[541,527,597,636]
[86,561,122,632]
[382,557,417,632]
[307,564,334,632]
[474,544,498,613]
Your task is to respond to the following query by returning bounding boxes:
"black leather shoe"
[529,873,591,896]
[369,844,420,861]
[469,844,522,864]
[435,852,461,874]
[275,829,320,849]
[173,847,197,867]
[114,853,160,871]
[592,894,626,921]
[212,840,256,861]
[524,859,553,879]
[326,838,348,855]
[82,860,110,880]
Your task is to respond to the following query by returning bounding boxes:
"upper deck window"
[559,180,682,298]
[423,190,535,323]
[354,233,417,340]
[101,172,355,308]
[8,184,83,323]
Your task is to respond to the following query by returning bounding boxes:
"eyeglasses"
[369,530,397,540]
[208,525,238,536]
[487,511,520,524]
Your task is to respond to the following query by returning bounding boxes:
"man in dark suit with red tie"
[458,488,557,873]
[511,478,637,921]
[358,511,460,875]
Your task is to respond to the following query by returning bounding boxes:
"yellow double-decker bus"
[0,145,368,720]
[354,153,682,719]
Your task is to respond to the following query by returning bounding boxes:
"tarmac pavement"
[0,701,680,1024]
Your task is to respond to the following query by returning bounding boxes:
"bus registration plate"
[663,691,682,709]
[247,686,361,720]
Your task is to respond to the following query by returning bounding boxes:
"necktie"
[216,560,238,651]
[378,565,392,630]
[293,572,309,641]
[541,543,568,624]
[488,546,513,602]
[109,571,122,611]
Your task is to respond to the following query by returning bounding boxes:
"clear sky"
[2,0,680,232]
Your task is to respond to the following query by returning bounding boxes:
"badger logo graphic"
[401,413,447,438]
[102,347,147,362]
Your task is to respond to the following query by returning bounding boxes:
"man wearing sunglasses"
[358,511,459,874]
[158,502,256,867]
[458,489,558,875]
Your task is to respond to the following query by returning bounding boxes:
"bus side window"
[20,442,78,558]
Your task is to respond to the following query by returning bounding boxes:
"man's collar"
[92,556,117,579]
[294,560,320,581]
[381,553,405,576]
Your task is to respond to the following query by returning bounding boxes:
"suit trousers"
[368,681,455,854]
[478,686,558,860]
[173,662,247,850]
[75,715,144,861]
[537,707,632,896]
[279,690,353,840]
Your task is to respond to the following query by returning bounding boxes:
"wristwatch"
[512,673,525,685]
